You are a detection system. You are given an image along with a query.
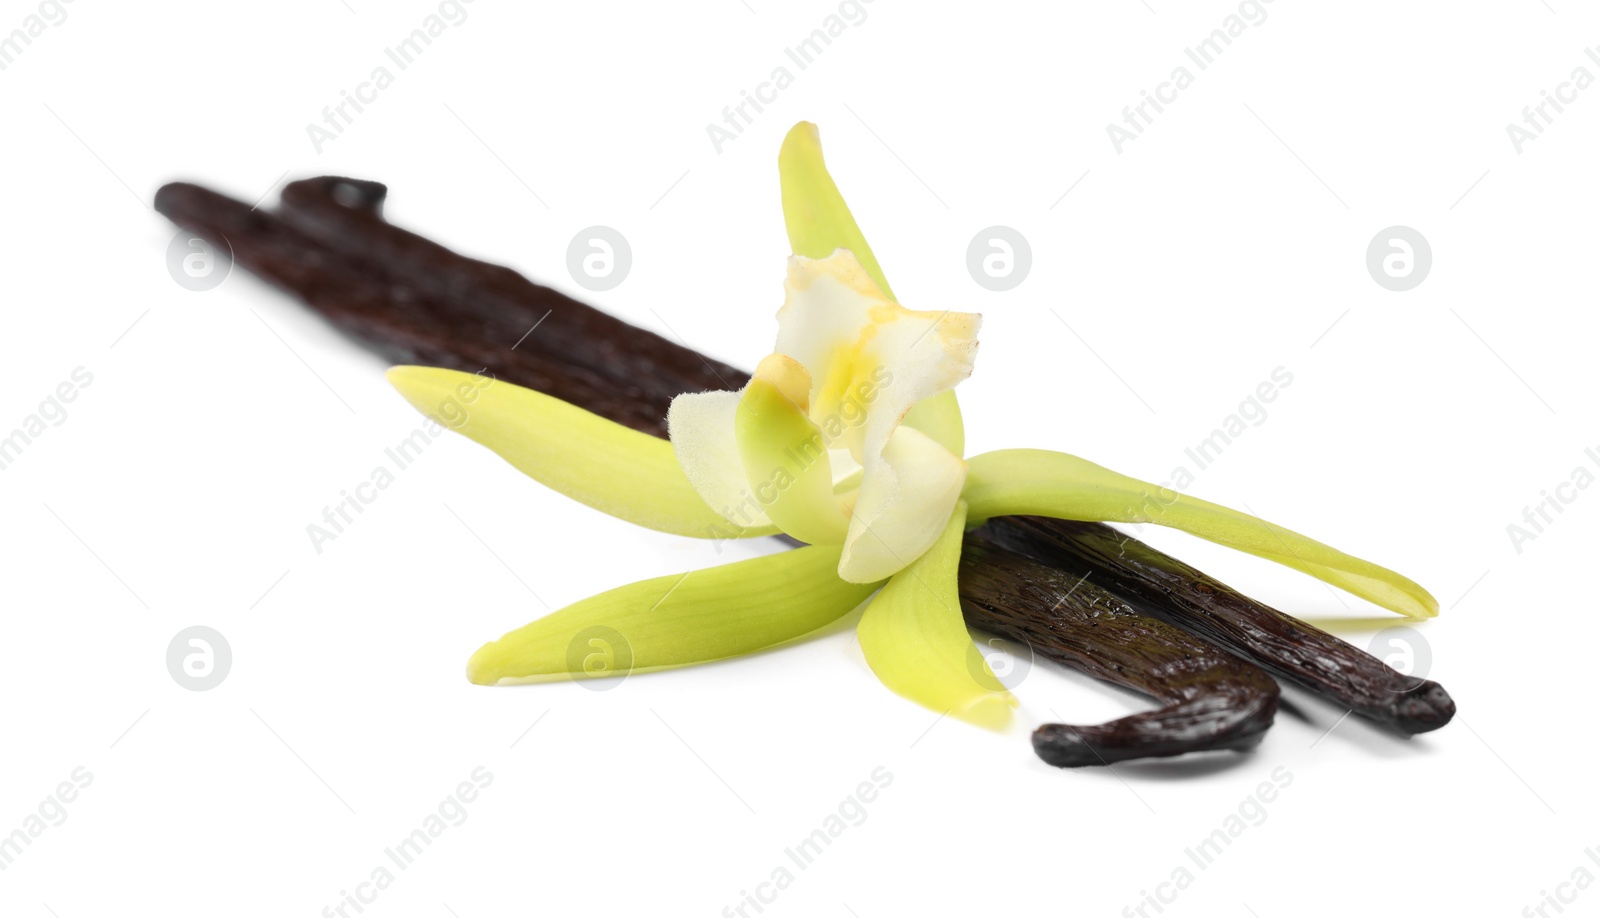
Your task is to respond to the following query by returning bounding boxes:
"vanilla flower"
[669,249,976,584]
[388,123,1437,729]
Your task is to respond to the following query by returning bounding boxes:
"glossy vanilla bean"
[154,179,741,437]
[977,516,1455,734]
[958,539,1279,766]
[275,176,749,420]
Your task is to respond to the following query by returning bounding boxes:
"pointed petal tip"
[384,363,426,395]
[384,364,434,391]
[466,641,505,685]
[781,120,821,151]
[1406,595,1441,620]
[949,692,1018,732]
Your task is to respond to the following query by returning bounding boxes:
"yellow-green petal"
[387,366,773,540]
[734,373,850,545]
[963,449,1439,620]
[779,121,896,299]
[466,545,879,685]
[778,121,964,457]
[855,502,1015,728]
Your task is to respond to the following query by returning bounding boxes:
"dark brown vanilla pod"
[978,516,1455,735]
[153,180,741,437]
[273,176,750,422]
[958,536,1279,767]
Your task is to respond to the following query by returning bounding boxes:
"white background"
[2,1,1597,916]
